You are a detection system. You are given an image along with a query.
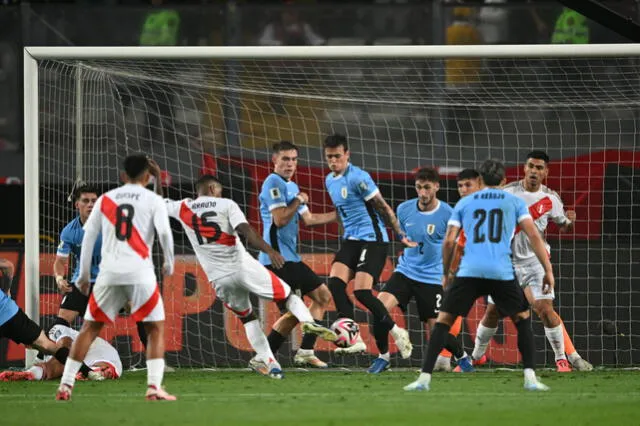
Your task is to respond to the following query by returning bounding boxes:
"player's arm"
[148,158,164,197]
[441,225,460,289]
[53,231,74,294]
[153,196,175,276]
[77,198,102,294]
[300,209,337,227]
[557,209,576,232]
[235,222,285,269]
[271,194,306,227]
[520,217,555,294]
[0,258,14,295]
[367,193,416,247]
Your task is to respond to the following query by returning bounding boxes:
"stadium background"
[1,0,639,368]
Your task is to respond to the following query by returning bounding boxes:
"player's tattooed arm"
[235,222,285,268]
[367,194,417,247]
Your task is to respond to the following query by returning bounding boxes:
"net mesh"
[36,54,640,368]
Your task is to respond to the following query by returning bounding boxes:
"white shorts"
[487,260,553,305]
[85,272,164,323]
[213,252,291,317]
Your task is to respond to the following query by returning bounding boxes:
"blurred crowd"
[0,0,637,156]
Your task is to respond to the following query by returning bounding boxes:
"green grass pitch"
[2,369,640,426]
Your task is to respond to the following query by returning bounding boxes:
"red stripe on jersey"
[178,201,236,246]
[222,302,252,318]
[515,196,553,235]
[88,293,112,323]
[101,195,150,259]
[267,269,287,301]
[131,285,161,322]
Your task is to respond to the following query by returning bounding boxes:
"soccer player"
[52,184,150,351]
[55,154,176,401]
[368,168,473,374]
[404,159,550,392]
[471,151,593,372]
[435,168,484,372]
[259,141,338,368]
[323,134,414,357]
[1,322,122,381]
[0,258,100,379]
[164,175,337,379]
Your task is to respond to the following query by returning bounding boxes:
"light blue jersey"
[0,291,19,327]
[449,188,531,280]
[258,173,308,265]
[395,199,452,285]
[56,216,102,283]
[325,163,389,242]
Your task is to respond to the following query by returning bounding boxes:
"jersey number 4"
[472,208,503,243]
[192,212,222,245]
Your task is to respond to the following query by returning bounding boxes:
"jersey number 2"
[192,212,222,245]
[115,204,134,241]
[472,208,503,243]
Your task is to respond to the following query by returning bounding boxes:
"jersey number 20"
[472,208,503,243]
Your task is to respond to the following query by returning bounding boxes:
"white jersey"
[503,180,569,263]
[79,183,174,284]
[47,324,123,378]
[165,196,249,282]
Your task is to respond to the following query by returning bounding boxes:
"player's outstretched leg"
[282,294,337,343]
[471,301,500,364]
[294,286,332,368]
[435,316,463,372]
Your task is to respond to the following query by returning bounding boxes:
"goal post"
[23,44,640,369]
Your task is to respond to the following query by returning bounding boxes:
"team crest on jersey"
[537,204,545,214]
[270,188,281,200]
[427,224,435,235]
[341,187,348,199]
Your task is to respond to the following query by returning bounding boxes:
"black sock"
[53,347,92,377]
[267,329,287,354]
[372,317,390,354]
[421,322,451,374]
[515,316,535,370]
[328,277,354,318]
[353,289,395,330]
[136,321,148,349]
[300,333,319,351]
[444,333,464,359]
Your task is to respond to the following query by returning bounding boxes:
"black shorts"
[59,283,92,316]
[266,261,324,296]
[0,308,42,345]
[441,277,529,318]
[382,272,443,321]
[333,240,389,282]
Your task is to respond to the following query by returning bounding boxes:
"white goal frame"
[23,43,640,367]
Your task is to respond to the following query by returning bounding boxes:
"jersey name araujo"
[191,201,217,210]
[474,192,505,200]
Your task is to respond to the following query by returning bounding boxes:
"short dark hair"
[457,168,479,181]
[74,184,99,201]
[123,154,149,180]
[479,159,506,186]
[526,150,550,164]
[272,140,298,154]
[196,174,222,193]
[414,167,439,183]
[323,133,348,152]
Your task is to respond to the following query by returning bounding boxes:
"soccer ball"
[330,318,360,348]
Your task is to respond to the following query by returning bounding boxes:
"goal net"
[24,45,640,369]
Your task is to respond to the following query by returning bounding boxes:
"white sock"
[379,352,390,362]
[418,372,431,385]
[473,324,497,360]
[27,365,44,380]
[436,354,451,364]
[244,319,277,363]
[285,294,314,324]
[146,358,165,390]
[524,368,536,383]
[568,352,582,364]
[544,325,566,361]
[389,324,403,341]
[60,357,82,388]
[297,348,313,356]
